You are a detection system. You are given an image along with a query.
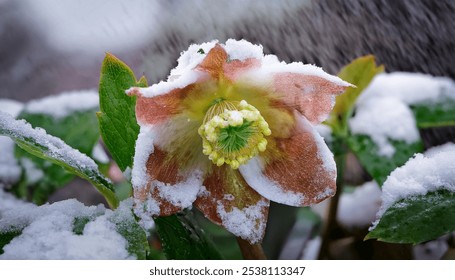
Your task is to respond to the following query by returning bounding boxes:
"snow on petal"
[132,125,203,220]
[224,39,264,61]
[239,113,337,207]
[194,166,269,244]
[372,143,455,229]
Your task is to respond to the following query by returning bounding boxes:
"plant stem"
[318,148,346,259]
[236,238,267,260]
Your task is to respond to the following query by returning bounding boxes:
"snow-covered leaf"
[98,53,147,171]
[348,135,423,185]
[326,55,383,136]
[13,98,100,204]
[366,189,455,244]
[154,213,222,260]
[0,112,118,208]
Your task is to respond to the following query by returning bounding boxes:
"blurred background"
[1,0,454,259]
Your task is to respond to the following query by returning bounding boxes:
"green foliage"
[411,98,455,128]
[366,189,455,244]
[0,114,118,208]
[98,53,147,171]
[110,210,150,260]
[348,135,423,186]
[326,55,384,136]
[154,213,223,260]
[13,109,100,204]
[0,230,21,255]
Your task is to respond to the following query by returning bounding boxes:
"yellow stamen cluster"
[198,100,271,169]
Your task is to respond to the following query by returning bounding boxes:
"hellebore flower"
[128,39,350,243]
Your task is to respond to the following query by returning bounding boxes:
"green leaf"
[98,53,147,171]
[154,213,223,260]
[348,135,423,185]
[111,209,150,260]
[0,230,21,255]
[0,112,118,208]
[366,189,455,244]
[326,55,384,136]
[411,98,455,128]
[13,109,100,204]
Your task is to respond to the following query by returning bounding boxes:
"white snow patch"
[171,40,218,77]
[0,199,136,259]
[0,189,29,213]
[0,99,24,117]
[239,157,305,206]
[216,199,267,244]
[349,97,420,157]
[371,143,455,229]
[24,90,99,119]
[0,112,107,184]
[301,236,322,260]
[315,124,333,143]
[0,100,23,185]
[337,181,382,229]
[92,144,109,164]
[20,158,44,184]
[358,72,455,106]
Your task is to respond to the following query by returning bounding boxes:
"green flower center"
[198,100,271,169]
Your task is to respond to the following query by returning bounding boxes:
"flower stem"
[318,141,347,259]
[236,238,267,260]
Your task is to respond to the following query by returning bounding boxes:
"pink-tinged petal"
[194,166,269,244]
[223,58,261,82]
[128,86,191,125]
[272,72,348,124]
[196,44,228,79]
[132,126,203,218]
[239,112,337,207]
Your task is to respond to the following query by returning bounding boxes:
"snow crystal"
[239,157,305,206]
[337,181,382,229]
[350,97,420,157]
[0,198,135,259]
[0,112,106,184]
[170,40,218,77]
[371,143,455,229]
[216,199,267,244]
[23,90,99,119]
[358,72,455,106]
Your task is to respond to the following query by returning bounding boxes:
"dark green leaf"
[98,53,147,171]
[348,134,423,185]
[73,217,91,235]
[411,98,455,128]
[154,213,223,260]
[0,112,118,208]
[0,230,21,255]
[366,189,455,244]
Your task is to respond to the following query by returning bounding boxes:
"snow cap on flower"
[127,39,350,244]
